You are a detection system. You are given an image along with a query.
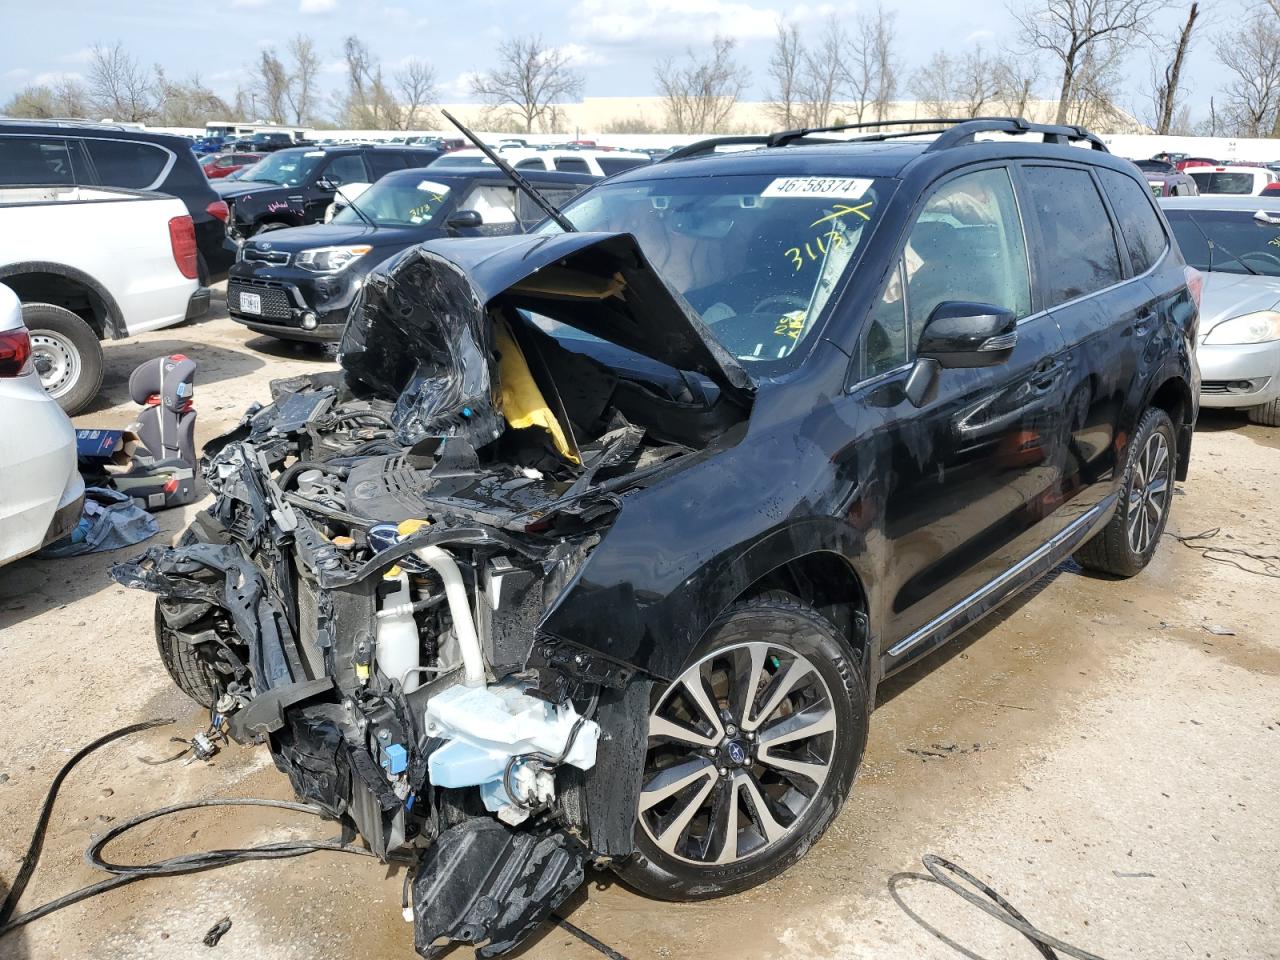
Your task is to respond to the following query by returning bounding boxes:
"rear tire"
[1074,407,1176,577]
[616,593,867,901]
[1247,398,1280,427]
[22,302,103,415]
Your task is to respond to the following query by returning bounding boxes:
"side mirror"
[917,301,1018,369]
[315,177,337,192]
[446,209,484,230]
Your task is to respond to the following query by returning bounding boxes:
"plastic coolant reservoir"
[376,573,421,692]
[424,683,600,796]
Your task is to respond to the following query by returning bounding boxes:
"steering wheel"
[1240,251,1280,272]
[751,293,809,315]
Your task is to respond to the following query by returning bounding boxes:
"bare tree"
[1148,2,1198,134]
[285,34,320,125]
[255,48,290,123]
[86,42,153,121]
[471,36,583,134]
[764,20,803,128]
[153,70,232,127]
[1214,10,1280,136]
[655,35,750,133]
[1013,0,1166,125]
[798,19,847,127]
[911,51,958,117]
[340,35,399,128]
[994,54,1040,115]
[843,5,899,125]
[395,58,439,130]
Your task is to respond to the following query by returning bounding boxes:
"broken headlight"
[295,244,372,274]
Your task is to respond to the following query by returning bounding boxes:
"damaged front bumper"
[110,231,747,956]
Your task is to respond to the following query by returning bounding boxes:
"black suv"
[116,119,1199,958]
[226,166,597,342]
[0,120,237,282]
[213,144,441,239]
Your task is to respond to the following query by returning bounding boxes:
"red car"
[200,152,265,179]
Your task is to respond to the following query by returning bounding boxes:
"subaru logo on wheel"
[727,741,747,765]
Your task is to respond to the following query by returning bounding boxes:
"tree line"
[2,0,1278,138]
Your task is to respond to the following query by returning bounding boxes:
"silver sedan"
[1161,196,1280,426]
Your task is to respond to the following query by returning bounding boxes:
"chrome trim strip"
[886,499,1110,658]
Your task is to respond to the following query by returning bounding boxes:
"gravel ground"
[2,291,1278,960]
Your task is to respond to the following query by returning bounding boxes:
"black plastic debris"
[202,916,232,947]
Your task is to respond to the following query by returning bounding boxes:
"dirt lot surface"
[2,292,1278,960]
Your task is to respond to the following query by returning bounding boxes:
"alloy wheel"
[638,641,837,866]
[1126,430,1171,554]
[30,330,81,398]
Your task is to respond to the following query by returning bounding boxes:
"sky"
[0,0,1245,126]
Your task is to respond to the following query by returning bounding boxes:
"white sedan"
[0,282,83,566]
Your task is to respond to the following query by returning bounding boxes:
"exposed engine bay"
[112,232,753,957]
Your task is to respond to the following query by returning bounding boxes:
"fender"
[0,260,126,339]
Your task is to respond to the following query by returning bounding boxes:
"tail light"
[169,215,198,280]
[0,328,33,378]
[206,199,229,222]
[1184,265,1204,309]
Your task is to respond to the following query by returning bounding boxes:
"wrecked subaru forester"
[115,120,1199,958]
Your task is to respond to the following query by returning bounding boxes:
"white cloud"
[965,29,996,43]
[298,0,336,12]
[33,71,84,86]
[229,0,270,6]
[3,67,31,82]
[320,57,347,75]
[59,48,95,65]
[572,0,778,44]
[554,43,605,67]
[445,70,482,99]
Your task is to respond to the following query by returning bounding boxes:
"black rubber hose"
[889,854,1109,960]
[0,717,175,927]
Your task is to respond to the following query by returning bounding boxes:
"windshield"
[333,176,453,227]
[537,172,893,367]
[1165,209,1280,276]
[239,149,322,187]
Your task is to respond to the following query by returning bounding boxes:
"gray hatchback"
[1161,196,1280,425]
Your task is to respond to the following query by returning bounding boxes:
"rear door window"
[515,185,589,225]
[366,152,407,179]
[323,153,369,186]
[1021,165,1124,305]
[84,138,170,188]
[555,156,590,174]
[1098,168,1168,275]
[0,136,76,184]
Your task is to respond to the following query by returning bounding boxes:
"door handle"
[1132,312,1156,335]
[1031,358,1063,389]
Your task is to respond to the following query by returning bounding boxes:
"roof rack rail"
[658,117,1108,163]
[0,116,137,132]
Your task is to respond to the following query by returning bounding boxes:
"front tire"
[22,302,104,415]
[1247,398,1280,427]
[1074,406,1176,577]
[616,594,867,901]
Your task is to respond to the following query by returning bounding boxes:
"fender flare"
[0,260,126,339]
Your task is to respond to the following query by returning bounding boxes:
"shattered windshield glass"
[539,173,894,365]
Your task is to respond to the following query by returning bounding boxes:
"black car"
[245,131,296,152]
[226,167,596,342]
[0,119,237,282]
[116,118,1199,958]
[214,144,442,240]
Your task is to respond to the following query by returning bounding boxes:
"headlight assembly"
[1203,310,1280,345]
[294,244,372,274]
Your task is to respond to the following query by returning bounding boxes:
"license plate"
[239,291,261,315]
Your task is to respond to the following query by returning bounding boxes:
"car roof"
[379,166,598,185]
[1182,163,1268,172]
[1159,196,1280,212]
[0,118,191,150]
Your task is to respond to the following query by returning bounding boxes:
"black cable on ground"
[1166,526,1280,578]
[551,912,631,960]
[0,716,175,927]
[889,855,1109,960]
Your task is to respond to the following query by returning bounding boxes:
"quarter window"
[84,139,169,188]
[1021,166,1124,305]
[555,156,590,174]
[863,166,1032,377]
[1098,169,1168,275]
[367,152,407,178]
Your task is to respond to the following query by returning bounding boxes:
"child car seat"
[110,355,200,509]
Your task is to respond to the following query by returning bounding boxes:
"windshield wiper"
[341,192,377,230]
[1188,216,1258,275]
[441,109,576,233]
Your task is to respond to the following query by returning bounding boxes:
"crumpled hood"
[1199,271,1280,340]
[339,231,755,443]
